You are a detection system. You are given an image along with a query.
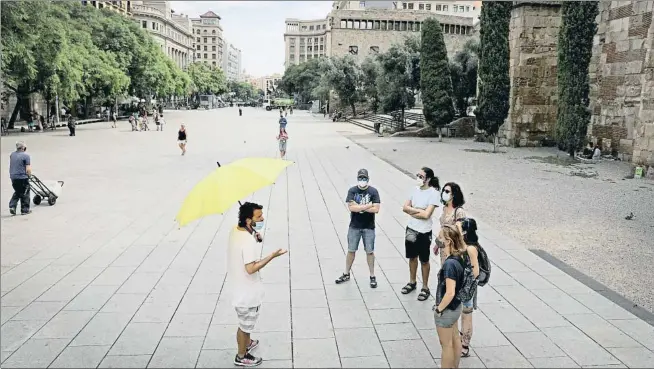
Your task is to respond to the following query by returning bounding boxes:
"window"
[151,22,156,30]
[426,3,431,10]
[435,4,441,11]
[370,46,379,53]
[196,37,200,42]
[394,21,400,31]
[408,3,414,9]
[354,20,360,29]
[196,45,201,50]
[314,37,318,43]
[367,20,373,29]
[196,29,200,34]
[453,6,458,12]
[309,25,314,30]
[381,20,387,30]
[402,3,407,9]
[197,53,201,58]
[349,45,358,55]
[319,45,323,51]
[290,38,296,45]
[416,22,421,31]
[408,21,414,31]
[302,25,307,30]
[212,54,216,59]
[204,53,208,58]
[320,37,324,42]
[401,21,407,31]
[443,5,448,11]
[445,24,450,33]
[456,25,461,34]
[419,3,424,10]
[203,29,207,33]
[374,20,380,29]
[323,24,326,29]
[212,46,216,51]
[359,1,365,7]
[204,37,207,43]
[308,46,313,52]
[466,6,470,12]
[142,20,147,28]
[204,45,208,51]
[347,20,353,28]
[341,20,347,28]
[212,30,216,34]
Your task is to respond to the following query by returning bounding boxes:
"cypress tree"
[556,2,599,157]
[476,1,511,151]
[420,18,455,135]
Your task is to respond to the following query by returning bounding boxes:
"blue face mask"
[253,221,264,232]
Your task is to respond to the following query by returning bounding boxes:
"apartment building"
[130,1,194,69]
[81,0,132,15]
[284,18,329,68]
[191,11,225,68]
[222,43,243,81]
[396,1,480,22]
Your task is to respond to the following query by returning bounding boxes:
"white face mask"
[416,177,425,187]
[358,180,368,188]
[442,192,451,203]
[253,221,264,232]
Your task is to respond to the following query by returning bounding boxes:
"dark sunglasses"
[358,177,368,181]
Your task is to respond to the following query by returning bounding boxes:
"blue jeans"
[347,227,375,253]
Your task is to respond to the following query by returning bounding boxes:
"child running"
[277,127,288,159]
[178,124,187,155]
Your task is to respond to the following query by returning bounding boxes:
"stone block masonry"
[589,0,654,166]
[500,2,561,147]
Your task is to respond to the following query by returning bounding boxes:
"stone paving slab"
[1,109,652,368]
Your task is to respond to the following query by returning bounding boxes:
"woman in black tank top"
[177,125,187,155]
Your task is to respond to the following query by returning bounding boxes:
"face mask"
[358,180,368,188]
[416,178,425,187]
[442,192,451,203]
[253,221,264,232]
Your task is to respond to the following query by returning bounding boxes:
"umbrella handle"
[217,161,243,206]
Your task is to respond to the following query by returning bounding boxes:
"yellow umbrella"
[176,157,294,227]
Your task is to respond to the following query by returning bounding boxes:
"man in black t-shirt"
[335,169,381,288]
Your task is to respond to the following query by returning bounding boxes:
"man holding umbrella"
[228,201,287,367]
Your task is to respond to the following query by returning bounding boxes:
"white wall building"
[222,43,242,81]
[191,11,225,69]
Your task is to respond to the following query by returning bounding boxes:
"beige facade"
[397,1,480,22]
[222,43,243,81]
[131,1,194,69]
[284,7,477,68]
[191,11,225,69]
[81,0,132,15]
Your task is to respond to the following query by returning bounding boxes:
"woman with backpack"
[437,182,467,265]
[433,224,467,369]
[458,218,481,358]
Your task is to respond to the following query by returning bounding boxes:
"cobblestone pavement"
[1,109,653,368]
[342,128,654,315]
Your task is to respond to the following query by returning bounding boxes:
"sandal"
[370,276,378,288]
[461,345,470,357]
[335,273,350,284]
[401,282,417,294]
[417,288,431,301]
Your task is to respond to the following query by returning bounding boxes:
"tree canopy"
[376,41,420,124]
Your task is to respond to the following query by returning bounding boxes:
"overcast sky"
[170,1,334,77]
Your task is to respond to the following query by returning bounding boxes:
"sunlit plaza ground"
[1,108,653,368]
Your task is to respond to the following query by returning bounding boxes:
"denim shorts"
[279,140,287,151]
[462,289,478,311]
[347,227,375,253]
[434,304,462,328]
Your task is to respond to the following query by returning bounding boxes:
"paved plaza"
[1,108,653,368]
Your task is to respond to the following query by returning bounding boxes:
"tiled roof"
[200,10,220,18]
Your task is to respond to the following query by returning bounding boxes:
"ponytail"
[421,167,440,190]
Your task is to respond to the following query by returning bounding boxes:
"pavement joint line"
[531,249,654,327]
[53,214,204,368]
[0,207,174,365]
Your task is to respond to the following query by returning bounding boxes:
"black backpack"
[455,253,478,302]
[472,243,491,287]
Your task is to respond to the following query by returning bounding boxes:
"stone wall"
[499,2,561,147]
[328,9,477,62]
[588,1,654,166]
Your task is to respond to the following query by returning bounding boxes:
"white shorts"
[235,306,260,334]
[178,140,186,145]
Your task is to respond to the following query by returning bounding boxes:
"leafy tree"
[476,2,511,150]
[376,43,420,128]
[188,62,226,97]
[450,39,479,117]
[361,57,380,113]
[279,59,322,103]
[556,1,599,157]
[420,18,455,134]
[320,56,362,115]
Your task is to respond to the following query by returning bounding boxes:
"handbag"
[405,227,419,243]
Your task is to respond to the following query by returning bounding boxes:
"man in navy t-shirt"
[335,169,382,288]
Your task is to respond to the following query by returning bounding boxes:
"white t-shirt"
[407,186,440,233]
[227,226,264,308]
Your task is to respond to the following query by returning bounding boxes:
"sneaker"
[247,339,259,352]
[21,209,31,215]
[370,276,378,288]
[9,208,16,216]
[234,353,262,367]
[335,273,350,284]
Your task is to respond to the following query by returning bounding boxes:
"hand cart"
[28,175,64,206]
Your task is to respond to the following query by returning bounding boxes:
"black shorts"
[405,229,432,263]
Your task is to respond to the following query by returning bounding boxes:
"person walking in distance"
[335,169,381,288]
[177,124,187,155]
[437,182,467,265]
[228,202,288,367]
[111,110,117,128]
[434,224,467,369]
[401,167,441,301]
[158,114,165,131]
[276,127,288,159]
[67,114,76,136]
[8,141,32,215]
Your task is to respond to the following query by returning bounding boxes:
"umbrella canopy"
[176,157,293,227]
